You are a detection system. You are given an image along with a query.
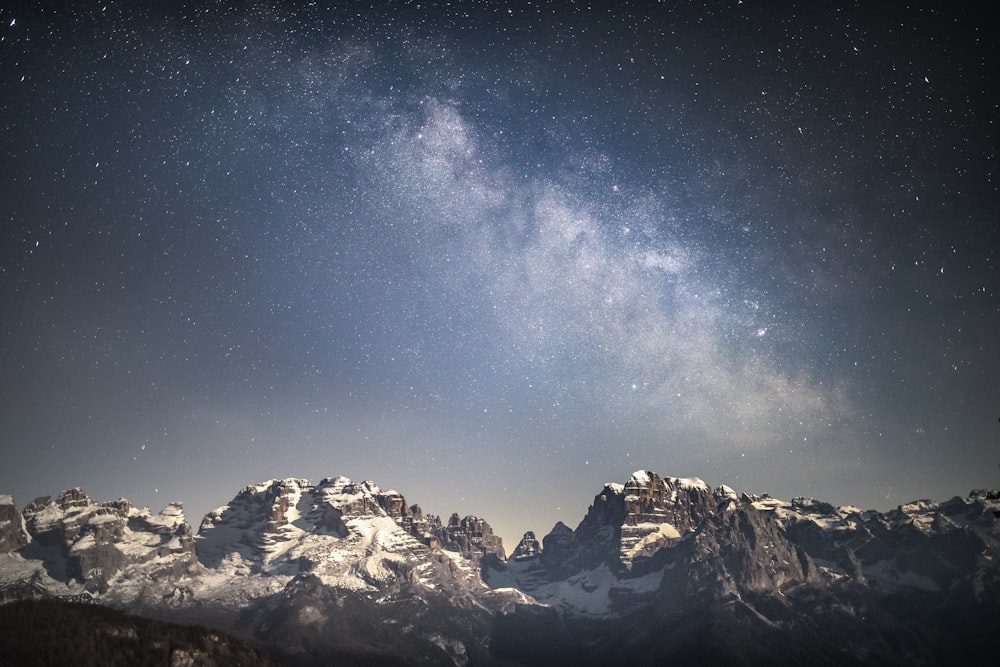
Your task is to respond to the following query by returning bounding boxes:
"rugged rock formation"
[539,521,580,579]
[0,496,27,553]
[511,531,541,560]
[2,470,999,666]
[196,476,506,572]
[441,512,506,561]
[400,505,506,561]
[189,476,519,663]
[488,470,1000,666]
[656,501,823,610]
[564,471,719,575]
[754,489,1000,595]
[16,489,196,593]
[3,475,519,665]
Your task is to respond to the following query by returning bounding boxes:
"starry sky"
[1,1,997,547]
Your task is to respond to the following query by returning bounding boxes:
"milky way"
[1,2,997,545]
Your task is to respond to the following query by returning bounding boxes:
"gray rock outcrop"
[0,496,28,552]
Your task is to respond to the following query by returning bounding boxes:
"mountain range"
[1,470,998,666]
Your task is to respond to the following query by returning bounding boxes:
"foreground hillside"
[0,598,281,667]
[1,471,998,665]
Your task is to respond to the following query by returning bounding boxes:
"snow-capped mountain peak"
[2,472,998,666]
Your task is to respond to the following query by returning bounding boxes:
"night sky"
[2,1,997,547]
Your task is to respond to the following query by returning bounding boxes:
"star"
[0,1,996,547]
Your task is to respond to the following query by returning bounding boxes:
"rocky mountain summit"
[2,470,999,666]
[488,471,1000,665]
[1,488,196,599]
[0,495,28,553]
[1,476,518,666]
[195,476,504,580]
[486,471,827,619]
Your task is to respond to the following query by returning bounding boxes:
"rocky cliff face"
[196,476,505,580]
[510,531,541,560]
[2,475,518,666]
[753,489,1000,594]
[0,496,27,553]
[16,489,196,594]
[654,500,824,611]
[191,476,517,664]
[488,470,1000,666]
[560,471,721,576]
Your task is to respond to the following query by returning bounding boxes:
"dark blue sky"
[2,1,997,546]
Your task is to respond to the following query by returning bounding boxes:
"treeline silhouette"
[0,598,281,666]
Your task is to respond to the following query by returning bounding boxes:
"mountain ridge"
[2,469,998,666]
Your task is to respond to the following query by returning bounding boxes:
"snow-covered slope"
[191,476,503,605]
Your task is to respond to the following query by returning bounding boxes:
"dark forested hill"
[0,599,281,667]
